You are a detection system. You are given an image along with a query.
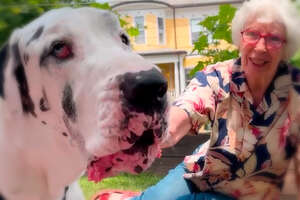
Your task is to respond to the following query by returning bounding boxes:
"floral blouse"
[173,58,300,200]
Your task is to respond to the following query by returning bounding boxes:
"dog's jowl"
[0,7,168,200]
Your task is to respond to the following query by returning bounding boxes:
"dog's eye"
[50,41,72,59]
[120,33,130,46]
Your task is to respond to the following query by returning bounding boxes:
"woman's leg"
[176,193,235,200]
[130,142,236,200]
[130,162,197,200]
[129,161,234,200]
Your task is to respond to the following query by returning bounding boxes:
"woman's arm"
[160,106,192,148]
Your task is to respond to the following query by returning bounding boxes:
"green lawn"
[79,172,163,200]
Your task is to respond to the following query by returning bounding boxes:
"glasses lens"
[243,31,259,42]
[266,35,283,48]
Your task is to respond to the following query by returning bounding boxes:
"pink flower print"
[236,91,244,98]
[193,163,200,172]
[191,120,202,132]
[232,189,242,198]
[193,99,205,113]
[251,127,261,137]
[216,89,225,101]
[228,65,233,75]
[279,116,291,148]
[261,160,272,169]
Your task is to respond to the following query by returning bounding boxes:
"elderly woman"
[96,0,300,199]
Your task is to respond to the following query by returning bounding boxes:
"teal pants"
[130,144,235,200]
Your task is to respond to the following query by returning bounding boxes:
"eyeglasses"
[241,29,286,49]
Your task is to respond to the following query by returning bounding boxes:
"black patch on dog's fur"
[23,53,29,65]
[0,44,9,98]
[0,193,5,200]
[134,165,143,173]
[62,84,77,122]
[61,186,69,200]
[26,26,44,46]
[123,129,155,156]
[40,47,48,67]
[105,167,112,172]
[40,88,50,112]
[13,43,37,117]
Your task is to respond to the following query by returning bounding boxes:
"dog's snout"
[119,68,167,114]
[134,69,167,98]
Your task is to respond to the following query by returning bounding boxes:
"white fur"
[0,7,166,200]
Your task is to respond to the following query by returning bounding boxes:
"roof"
[110,0,244,9]
[137,49,187,56]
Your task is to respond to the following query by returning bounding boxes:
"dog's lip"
[86,121,166,183]
[87,144,161,183]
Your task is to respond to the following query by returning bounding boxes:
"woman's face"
[240,19,286,79]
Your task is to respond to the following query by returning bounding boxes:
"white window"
[190,17,205,44]
[157,17,164,44]
[134,16,145,44]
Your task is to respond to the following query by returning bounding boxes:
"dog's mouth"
[84,69,168,183]
[86,111,167,183]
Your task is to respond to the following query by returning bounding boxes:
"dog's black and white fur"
[0,7,168,200]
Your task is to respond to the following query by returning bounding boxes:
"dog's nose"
[119,68,168,114]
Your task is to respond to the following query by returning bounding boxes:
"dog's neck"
[0,186,70,200]
[0,104,87,200]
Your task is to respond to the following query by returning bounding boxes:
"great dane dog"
[0,7,168,200]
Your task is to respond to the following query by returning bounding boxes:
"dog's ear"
[2,39,37,117]
[0,44,9,98]
[11,43,36,117]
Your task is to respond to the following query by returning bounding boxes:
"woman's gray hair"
[231,0,300,60]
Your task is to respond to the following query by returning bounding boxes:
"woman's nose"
[255,37,267,51]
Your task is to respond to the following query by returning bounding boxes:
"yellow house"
[111,0,243,98]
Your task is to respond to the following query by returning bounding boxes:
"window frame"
[134,16,146,44]
[190,17,205,45]
[157,17,165,45]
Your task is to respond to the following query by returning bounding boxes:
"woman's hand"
[160,106,192,148]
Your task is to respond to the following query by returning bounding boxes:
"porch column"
[179,56,186,94]
[174,61,180,97]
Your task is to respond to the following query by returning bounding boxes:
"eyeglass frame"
[240,29,286,49]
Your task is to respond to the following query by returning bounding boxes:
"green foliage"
[117,15,139,37]
[80,173,162,200]
[290,0,300,68]
[89,2,111,10]
[0,0,138,46]
[191,4,239,77]
[291,51,300,68]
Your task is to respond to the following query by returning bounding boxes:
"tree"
[290,0,300,67]
[190,4,239,76]
[291,51,300,67]
[0,0,139,46]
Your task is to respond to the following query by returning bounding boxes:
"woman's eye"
[120,33,130,46]
[268,35,281,42]
[246,31,259,38]
[50,41,72,59]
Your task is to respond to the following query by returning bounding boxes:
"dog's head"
[0,7,168,183]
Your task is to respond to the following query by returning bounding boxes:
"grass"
[79,172,163,200]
